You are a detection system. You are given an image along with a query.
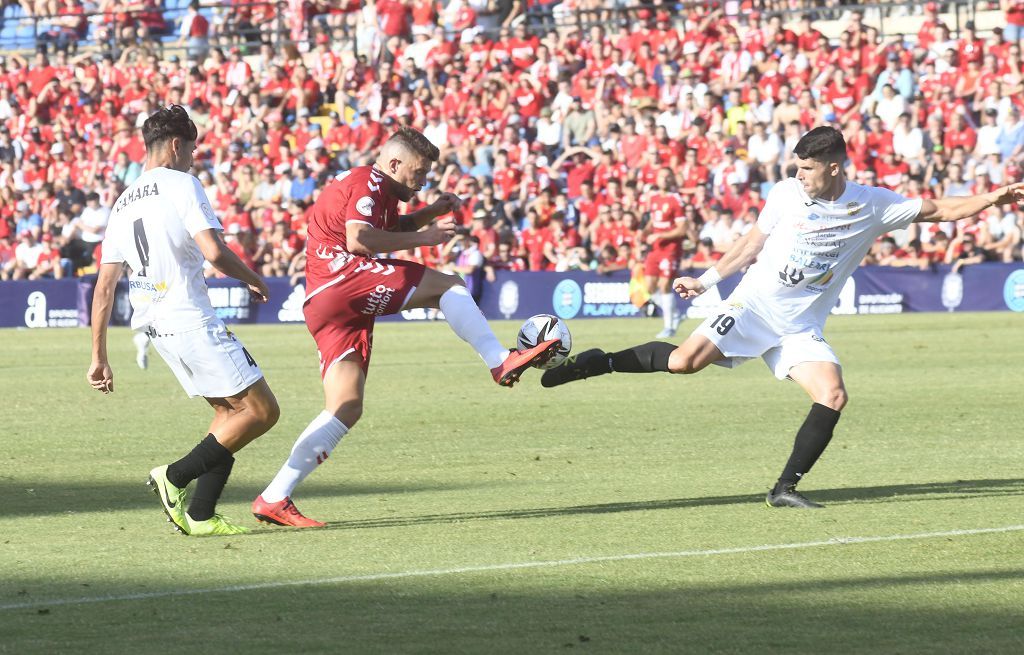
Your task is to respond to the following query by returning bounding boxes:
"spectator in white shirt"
[892,113,925,173]
[70,192,110,245]
[534,106,562,153]
[423,109,449,151]
[747,122,783,182]
[873,84,907,131]
[975,108,1002,157]
[12,230,45,280]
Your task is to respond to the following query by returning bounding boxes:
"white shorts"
[691,302,840,380]
[149,320,264,398]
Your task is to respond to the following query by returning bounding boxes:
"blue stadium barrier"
[1,264,1022,329]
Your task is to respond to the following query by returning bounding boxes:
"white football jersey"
[730,178,922,333]
[101,167,222,332]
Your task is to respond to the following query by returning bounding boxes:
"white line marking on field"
[3,524,1022,612]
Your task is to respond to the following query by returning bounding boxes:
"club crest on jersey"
[356,196,375,217]
[846,202,862,216]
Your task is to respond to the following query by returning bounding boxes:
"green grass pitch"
[1,313,1023,654]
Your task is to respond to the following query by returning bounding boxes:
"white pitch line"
[2,524,1022,612]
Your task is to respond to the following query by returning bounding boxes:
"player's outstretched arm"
[194,228,270,302]
[916,182,1024,223]
[88,262,122,394]
[674,226,768,299]
[348,216,457,255]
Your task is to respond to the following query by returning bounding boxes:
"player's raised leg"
[254,356,364,528]
[404,269,560,387]
[765,362,846,509]
[541,332,724,387]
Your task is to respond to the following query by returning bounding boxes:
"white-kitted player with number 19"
[542,126,1024,509]
[88,104,281,537]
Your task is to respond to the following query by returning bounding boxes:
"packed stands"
[0,0,1022,284]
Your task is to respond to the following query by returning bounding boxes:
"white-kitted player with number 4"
[542,126,1024,509]
[88,105,281,536]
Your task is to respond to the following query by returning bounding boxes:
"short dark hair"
[142,104,197,150]
[387,126,439,162]
[793,126,847,163]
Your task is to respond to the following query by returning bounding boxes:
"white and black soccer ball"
[517,314,572,370]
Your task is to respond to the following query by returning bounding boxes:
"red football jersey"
[646,192,684,240]
[305,165,401,297]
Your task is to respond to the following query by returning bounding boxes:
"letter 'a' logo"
[356,196,375,217]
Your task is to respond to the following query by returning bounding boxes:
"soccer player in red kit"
[252,128,560,527]
[643,167,688,338]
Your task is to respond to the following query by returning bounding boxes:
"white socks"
[133,330,150,369]
[261,411,348,503]
[439,285,508,369]
[658,292,676,330]
[132,330,150,353]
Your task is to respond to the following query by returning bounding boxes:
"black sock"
[609,341,675,373]
[187,457,235,522]
[775,403,842,492]
[165,434,233,488]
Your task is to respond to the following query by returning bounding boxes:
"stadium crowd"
[1,0,1023,286]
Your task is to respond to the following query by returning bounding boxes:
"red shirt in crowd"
[521,225,553,270]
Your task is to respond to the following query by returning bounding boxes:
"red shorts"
[644,244,680,278]
[304,257,426,378]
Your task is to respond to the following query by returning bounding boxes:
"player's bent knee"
[332,400,362,428]
[819,388,848,411]
[436,274,466,298]
[261,395,282,427]
[248,381,281,426]
[247,393,280,429]
[667,350,700,375]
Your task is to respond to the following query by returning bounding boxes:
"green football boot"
[147,465,190,534]
[185,513,250,536]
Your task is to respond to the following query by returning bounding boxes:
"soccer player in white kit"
[542,127,1024,508]
[87,105,281,535]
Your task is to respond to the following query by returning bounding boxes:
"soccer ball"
[517,314,572,369]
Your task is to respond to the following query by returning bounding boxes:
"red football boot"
[252,495,326,528]
[490,338,561,387]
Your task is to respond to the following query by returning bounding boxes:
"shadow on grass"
[269,477,1024,533]
[0,480,490,518]
[3,569,1024,653]
[4,477,1022,524]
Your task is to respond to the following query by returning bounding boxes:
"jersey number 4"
[133,218,150,277]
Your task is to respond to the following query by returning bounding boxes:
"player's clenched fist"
[422,215,457,245]
[87,361,114,394]
[673,276,705,299]
[431,192,462,216]
[247,278,270,303]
